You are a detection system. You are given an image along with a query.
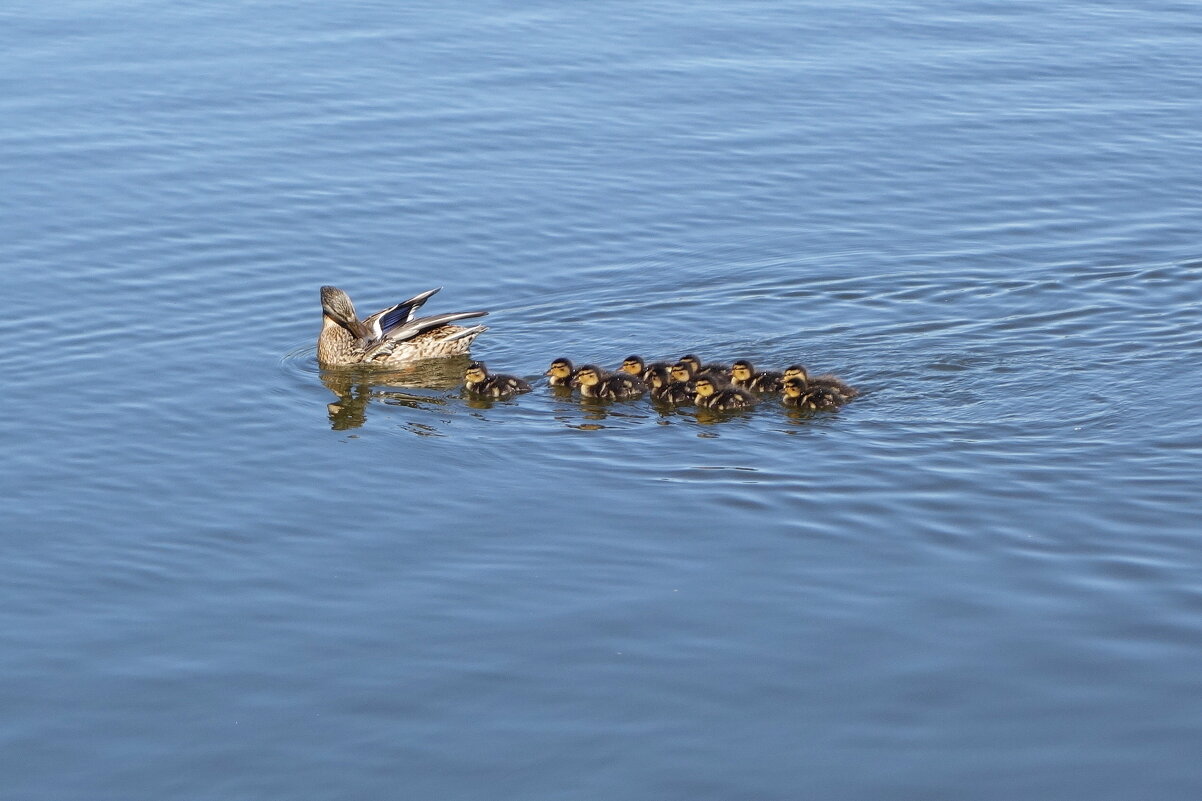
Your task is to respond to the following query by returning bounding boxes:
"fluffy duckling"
[544,357,577,388]
[782,364,858,403]
[668,358,727,388]
[572,364,645,400]
[730,360,784,393]
[781,377,841,411]
[463,361,531,399]
[679,353,731,383]
[692,375,757,411]
[644,364,693,405]
[619,355,672,383]
[669,359,699,386]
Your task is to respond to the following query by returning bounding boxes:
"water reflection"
[319,356,468,430]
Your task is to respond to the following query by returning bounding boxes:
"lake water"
[3,2,1202,798]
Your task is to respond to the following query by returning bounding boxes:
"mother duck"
[317,285,488,367]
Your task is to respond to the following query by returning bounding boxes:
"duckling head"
[645,365,670,389]
[679,354,703,373]
[464,361,489,383]
[730,360,755,383]
[670,361,694,382]
[782,364,810,383]
[693,376,717,398]
[545,358,574,381]
[781,377,807,399]
[572,365,602,388]
[619,355,645,375]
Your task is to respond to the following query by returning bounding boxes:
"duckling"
[572,364,645,400]
[669,359,699,386]
[544,357,577,388]
[692,375,758,411]
[730,360,784,393]
[463,361,531,399]
[668,358,728,388]
[644,364,693,405]
[619,355,672,383]
[782,364,857,403]
[679,353,731,383]
[780,377,841,411]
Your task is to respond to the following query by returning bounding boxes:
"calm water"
[3,1,1202,798]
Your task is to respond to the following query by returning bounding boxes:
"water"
[3,1,1202,798]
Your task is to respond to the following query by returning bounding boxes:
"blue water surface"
[3,2,1202,799]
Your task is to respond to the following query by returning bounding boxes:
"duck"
[644,364,693,405]
[668,358,726,388]
[572,364,645,400]
[544,357,577,388]
[782,364,857,403]
[729,360,784,393]
[780,377,841,411]
[619,355,672,383]
[463,361,531,399]
[669,359,699,386]
[692,375,758,411]
[678,354,731,383]
[318,286,488,367]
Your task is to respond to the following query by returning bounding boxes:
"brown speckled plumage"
[317,285,488,367]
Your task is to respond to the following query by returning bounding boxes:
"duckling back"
[700,386,758,411]
[596,372,645,400]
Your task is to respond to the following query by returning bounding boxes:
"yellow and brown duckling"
[463,361,531,399]
[572,364,645,400]
[669,359,699,386]
[692,375,757,411]
[781,377,841,411]
[544,357,577,388]
[644,364,693,405]
[782,364,858,403]
[669,357,728,388]
[678,354,731,383]
[730,360,784,393]
[619,355,672,383]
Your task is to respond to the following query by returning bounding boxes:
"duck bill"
[320,286,372,339]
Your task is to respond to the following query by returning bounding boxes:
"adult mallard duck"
[572,364,644,400]
[544,357,577,387]
[317,285,488,367]
[782,364,857,403]
[463,361,531,399]
[692,375,757,411]
[780,377,841,411]
[730,360,784,393]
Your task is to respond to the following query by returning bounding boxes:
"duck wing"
[361,287,443,339]
[360,310,489,361]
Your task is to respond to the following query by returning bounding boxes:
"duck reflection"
[319,355,469,430]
